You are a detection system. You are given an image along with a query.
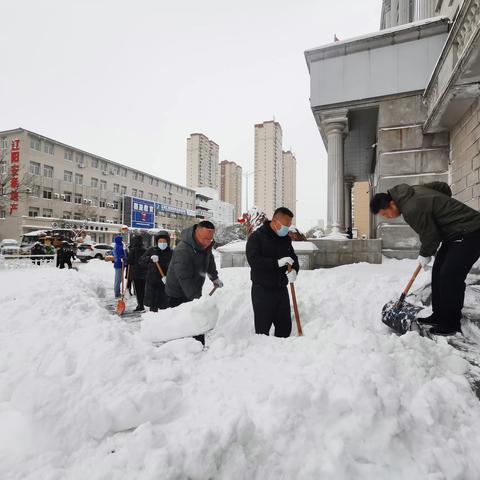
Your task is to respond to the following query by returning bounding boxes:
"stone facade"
[309,239,382,267]
[451,98,480,211]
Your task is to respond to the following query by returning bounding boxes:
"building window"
[31,185,41,197]
[113,183,119,193]
[64,170,73,182]
[112,165,119,175]
[30,162,41,175]
[99,216,106,223]
[149,177,153,185]
[74,174,83,185]
[132,188,137,196]
[74,213,82,220]
[0,162,7,175]
[100,199,106,208]
[121,168,127,177]
[43,188,53,199]
[91,177,98,188]
[113,200,119,210]
[138,190,143,198]
[0,209,6,219]
[75,153,84,166]
[63,211,71,219]
[148,193,153,200]
[43,208,53,218]
[100,180,107,191]
[43,165,54,178]
[120,185,127,195]
[64,149,73,161]
[91,197,98,206]
[29,207,39,217]
[44,141,54,155]
[63,191,72,202]
[92,158,99,168]
[154,194,158,201]
[100,161,107,171]
[74,193,83,204]
[30,137,41,151]
[90,216,97,222]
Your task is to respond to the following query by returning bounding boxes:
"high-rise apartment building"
[254,121,283,218]
[282,150,296,217]
[186,133,219,190]
[219,160,242,219]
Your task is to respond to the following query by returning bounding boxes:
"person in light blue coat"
[113,236,126,298]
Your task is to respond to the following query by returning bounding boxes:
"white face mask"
[158,242,168,250]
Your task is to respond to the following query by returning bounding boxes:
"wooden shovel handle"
[209,286,218,296]
[154,261,165,278]
[403,264,422,296]
[287,264,303,336]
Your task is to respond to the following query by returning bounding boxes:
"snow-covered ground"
[1,258,480,479]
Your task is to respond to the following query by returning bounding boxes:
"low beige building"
[0,128,197,243]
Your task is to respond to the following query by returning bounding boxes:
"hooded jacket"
[113,236,126,269]
[246,221,299,289]
[126,235,147,280]
[389,182,480,256]
[165,225,218,300]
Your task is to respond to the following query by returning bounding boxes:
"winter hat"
[130,235,143,248]
[154,230,171,247]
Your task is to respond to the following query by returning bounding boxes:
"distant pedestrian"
[113,236,126,298]
[57,241,75,269]
[31,241,46,266]
[140,231,172,312]
[126,235,148,312]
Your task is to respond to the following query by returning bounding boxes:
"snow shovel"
[288,264,303,336]
[116,260,126,316]
[382,264,423,334]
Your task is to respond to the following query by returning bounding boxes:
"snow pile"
[1,259,480,479]
[141,298,219,342]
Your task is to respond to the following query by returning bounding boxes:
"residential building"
[0,128,197,243]
[186,133,219,190]
[282,150,296,217]
[219,160,242,219]
[305,0,478,260]
[254,121,283,218]
[196,187,235,226]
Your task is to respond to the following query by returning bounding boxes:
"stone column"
[321,109,349,234]
[344,176,355,229]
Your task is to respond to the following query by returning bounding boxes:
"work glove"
[278,257,294,268]
[418,255,432,271]
[162,277,166,285]
[286,269,297,283]
[151,255,159,263]
[213,278,224,288]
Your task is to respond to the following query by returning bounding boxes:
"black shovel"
[382,264,423,334]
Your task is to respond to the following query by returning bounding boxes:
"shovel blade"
[116,298,126,316]
[382,300,423,334]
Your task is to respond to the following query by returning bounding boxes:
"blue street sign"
[131,197,155,229]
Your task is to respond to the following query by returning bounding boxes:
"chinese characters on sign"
[131,198,156,229]
[9,139,20,215]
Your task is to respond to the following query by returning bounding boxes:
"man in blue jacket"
[113,236,126,298]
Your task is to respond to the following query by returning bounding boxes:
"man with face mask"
[246,207,299,337]
[370,182,480,336]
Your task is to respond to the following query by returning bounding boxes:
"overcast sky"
[1,0,381,230]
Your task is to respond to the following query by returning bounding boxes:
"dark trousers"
[133,279,146,309]
[251,284,292,337]
[169,296,205,345]
[432,231,480,332]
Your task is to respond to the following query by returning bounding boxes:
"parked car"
[20,229,77,254]
[76,243,112,262]
[0,239,20,256]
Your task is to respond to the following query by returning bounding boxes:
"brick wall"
[451,98,480,211]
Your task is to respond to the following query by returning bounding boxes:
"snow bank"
[1,259,480,479]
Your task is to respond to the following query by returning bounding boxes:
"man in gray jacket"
[371,182,480,335]
[165,221,223,342]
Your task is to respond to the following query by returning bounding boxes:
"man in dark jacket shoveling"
[165,221,223,343]
[246,207,300,337]
[371,182,480,335]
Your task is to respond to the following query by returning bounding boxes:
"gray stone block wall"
[451,98,480,212]
[309,239,382,267]
[373,94,450,259]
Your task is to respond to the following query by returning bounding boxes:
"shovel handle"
[287,264,303,336]
[209,286,218,296]
[154,261,165,278]
[403,264,422,297]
